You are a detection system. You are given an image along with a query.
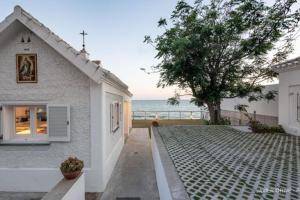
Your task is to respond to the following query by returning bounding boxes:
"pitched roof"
[272,56,300,73]
[0,6,132,96]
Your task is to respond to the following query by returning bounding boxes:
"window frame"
[0,102,49,142]
[13,105,48,140]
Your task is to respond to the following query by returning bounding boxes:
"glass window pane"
[36,106,47,134]
[15,106,31,135]
[111,102,120,132]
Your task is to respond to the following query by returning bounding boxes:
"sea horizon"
[132,99,207,119]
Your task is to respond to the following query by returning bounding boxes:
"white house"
[221,54,300,136]
[273,57,300,136]
[0,6,132,193]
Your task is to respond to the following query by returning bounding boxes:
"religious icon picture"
[16,54,37,83]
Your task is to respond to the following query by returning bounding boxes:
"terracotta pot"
[62,170,81,180]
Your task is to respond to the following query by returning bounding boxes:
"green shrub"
[209,117,231,125]
[202,120,210,125]
[249,120,285,133]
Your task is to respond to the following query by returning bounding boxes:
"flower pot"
[62,170,81,180]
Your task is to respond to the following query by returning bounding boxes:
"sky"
[0,0,300,100]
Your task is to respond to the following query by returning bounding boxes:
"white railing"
[132,110,209,120]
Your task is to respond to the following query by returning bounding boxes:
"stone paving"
[157,125,300,200]
[100,128,159,200]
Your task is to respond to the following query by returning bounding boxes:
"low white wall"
[151,128,172,200]
[0,168,61,192]
[0,168,92,192]
[151,127,189,200]
[62,173,85,200]
[42,173,85,200]
[102,136,124,186]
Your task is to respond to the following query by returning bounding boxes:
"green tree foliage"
[145,0,300,124]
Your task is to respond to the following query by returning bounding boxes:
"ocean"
[132,100,207,120]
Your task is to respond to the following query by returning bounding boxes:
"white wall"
[278,70,300,135]
[151,128,173,200]
[0,20,132,193]
[87,81,103,192]
[104,92,123,161]
[100,82,131,189]
[102,86,124,187]
[124,100,132,136]
[0,22,91,191]
[221,84,279,117]
[62,173,85,200]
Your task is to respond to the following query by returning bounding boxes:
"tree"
[144,0,300,124]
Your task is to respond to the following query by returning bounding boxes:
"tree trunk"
[207,101,221,124]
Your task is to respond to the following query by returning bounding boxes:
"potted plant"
[152,121,159,127]
[60,157,84,180]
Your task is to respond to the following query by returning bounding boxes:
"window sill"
[0,140,50,146]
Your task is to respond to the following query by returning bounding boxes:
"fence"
[132,110,278,126]
[132,110,209,120]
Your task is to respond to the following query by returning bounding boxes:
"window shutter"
[119,102,123,122]
[110,103,113,132]
[0,105,2,136]
[47,105,70,142]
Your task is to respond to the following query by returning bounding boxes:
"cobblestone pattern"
[157,126,300,200]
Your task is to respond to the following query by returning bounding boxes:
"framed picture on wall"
[16,54,37,83]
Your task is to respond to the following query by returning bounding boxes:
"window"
[1,105,48,142]
[111,101,120,133]
[14,105,47,138]
[36,106,47,134]
[15,106,31,135]
[0,104,70,143]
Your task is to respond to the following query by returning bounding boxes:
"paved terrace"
[101,128,159,200]
[157,126,300,200]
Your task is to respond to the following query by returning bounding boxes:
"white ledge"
[42,172,85,200]
[0,140,50,145]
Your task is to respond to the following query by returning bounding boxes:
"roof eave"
[272,56,300,73]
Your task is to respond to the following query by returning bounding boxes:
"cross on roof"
[80,30,88,49]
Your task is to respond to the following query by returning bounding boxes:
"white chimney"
[92,60,101,66]
[80,48,89,59]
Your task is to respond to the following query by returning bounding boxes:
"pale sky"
[0,0,299,100]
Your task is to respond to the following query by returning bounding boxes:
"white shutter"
[47,105,70,142]
[119,102,123,122]
[0,105,2,136]
[110,103,113,132]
